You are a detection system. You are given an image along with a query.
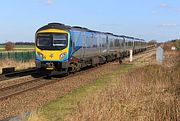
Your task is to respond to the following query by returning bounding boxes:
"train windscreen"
[36,33,68,50]
[53,34,67,47]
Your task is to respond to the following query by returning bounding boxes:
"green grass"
[38,64,133,121]
[15,45,34,48]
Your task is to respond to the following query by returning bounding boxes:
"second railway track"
[0,64,106,100]
[0,68,38,82]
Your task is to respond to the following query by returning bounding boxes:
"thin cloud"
[46,0,53,5]
[159,3,180,13]
[159,3,169,8]
[159,23,180,27]
[175,8,180,12]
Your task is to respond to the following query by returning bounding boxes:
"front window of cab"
[36,33,68,50]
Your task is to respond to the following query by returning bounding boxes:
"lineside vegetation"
[0,59,35,74]
[27,44,180,121]
[63,49,180,121]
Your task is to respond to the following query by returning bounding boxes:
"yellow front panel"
[37,29,69,34]
[36,47,68,61]
[36,29,69,61]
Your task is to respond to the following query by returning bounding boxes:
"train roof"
[36,23,71,32]
[133,38,145,41]
[71,26,103,34]
[71,26,88,31]
[104,32,113,35]
[120,36,146,41]
[37,23,145,41]
[120,35,134,39]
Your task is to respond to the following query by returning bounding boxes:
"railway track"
[0,63,104,100]
[0,49,155,100]
[133,48,155,61]
[0,77,46,100]
[0,68,38,82]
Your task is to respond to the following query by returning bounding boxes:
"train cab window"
[53,34,67,47]
[37,34,51,47]
[38,38,51,46]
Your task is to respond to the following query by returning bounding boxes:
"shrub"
[5,41,14,51]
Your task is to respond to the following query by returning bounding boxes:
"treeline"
[14,42,34,45]
[171,39,180,48]
[171,39,180,42]
[0,42,35,45]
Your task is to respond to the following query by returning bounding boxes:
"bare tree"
[5,41,14,51]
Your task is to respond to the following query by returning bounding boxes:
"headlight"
[60,52,67,60]
[37,52,43,60]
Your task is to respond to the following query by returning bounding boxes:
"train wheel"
[119,59,122,64]
[65,68,69,76]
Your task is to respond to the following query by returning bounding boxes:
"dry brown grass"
[26,111,48,121]
[0,59,35,74]
[163,50,180,68]
[25,48,179,121]
[64,52,180,121]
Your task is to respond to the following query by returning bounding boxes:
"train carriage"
[35,23,147,75]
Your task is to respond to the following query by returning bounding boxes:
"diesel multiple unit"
[35,23,146,75]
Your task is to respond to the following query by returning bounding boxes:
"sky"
[0,0,179,43]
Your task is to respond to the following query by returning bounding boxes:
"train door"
[82,31,86,58]
[70,34,74,56]
[122,37,126,52]
[101,34,107,54]
[97,33,101,55]
[70,30,85,59]
[119,37,122,52]
[133,39,135,50]
[106,35,109,53]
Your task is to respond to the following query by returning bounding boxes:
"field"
[0,45,34,51]
[0,59,35,74]
[0,44,35,73]
[26,47,179,121]
[0,50,35,74]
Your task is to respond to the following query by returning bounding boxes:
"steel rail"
[0,76,45,100]
[0,68,38,82]
[0,49,155,100]
[0,63,106,100]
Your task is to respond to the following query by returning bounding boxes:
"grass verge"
[27,64,133,121]
[27,49,179,121]
[64,64,179,121]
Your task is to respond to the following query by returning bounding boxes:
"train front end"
[35,23,70,73]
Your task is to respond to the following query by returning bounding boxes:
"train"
[35,23,147,75]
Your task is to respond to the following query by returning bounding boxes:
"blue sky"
[0,0,179,43]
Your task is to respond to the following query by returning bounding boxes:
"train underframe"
[35,48,147,76]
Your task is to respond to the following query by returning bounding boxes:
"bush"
[174,40,180,48]
[5,41,14,51]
